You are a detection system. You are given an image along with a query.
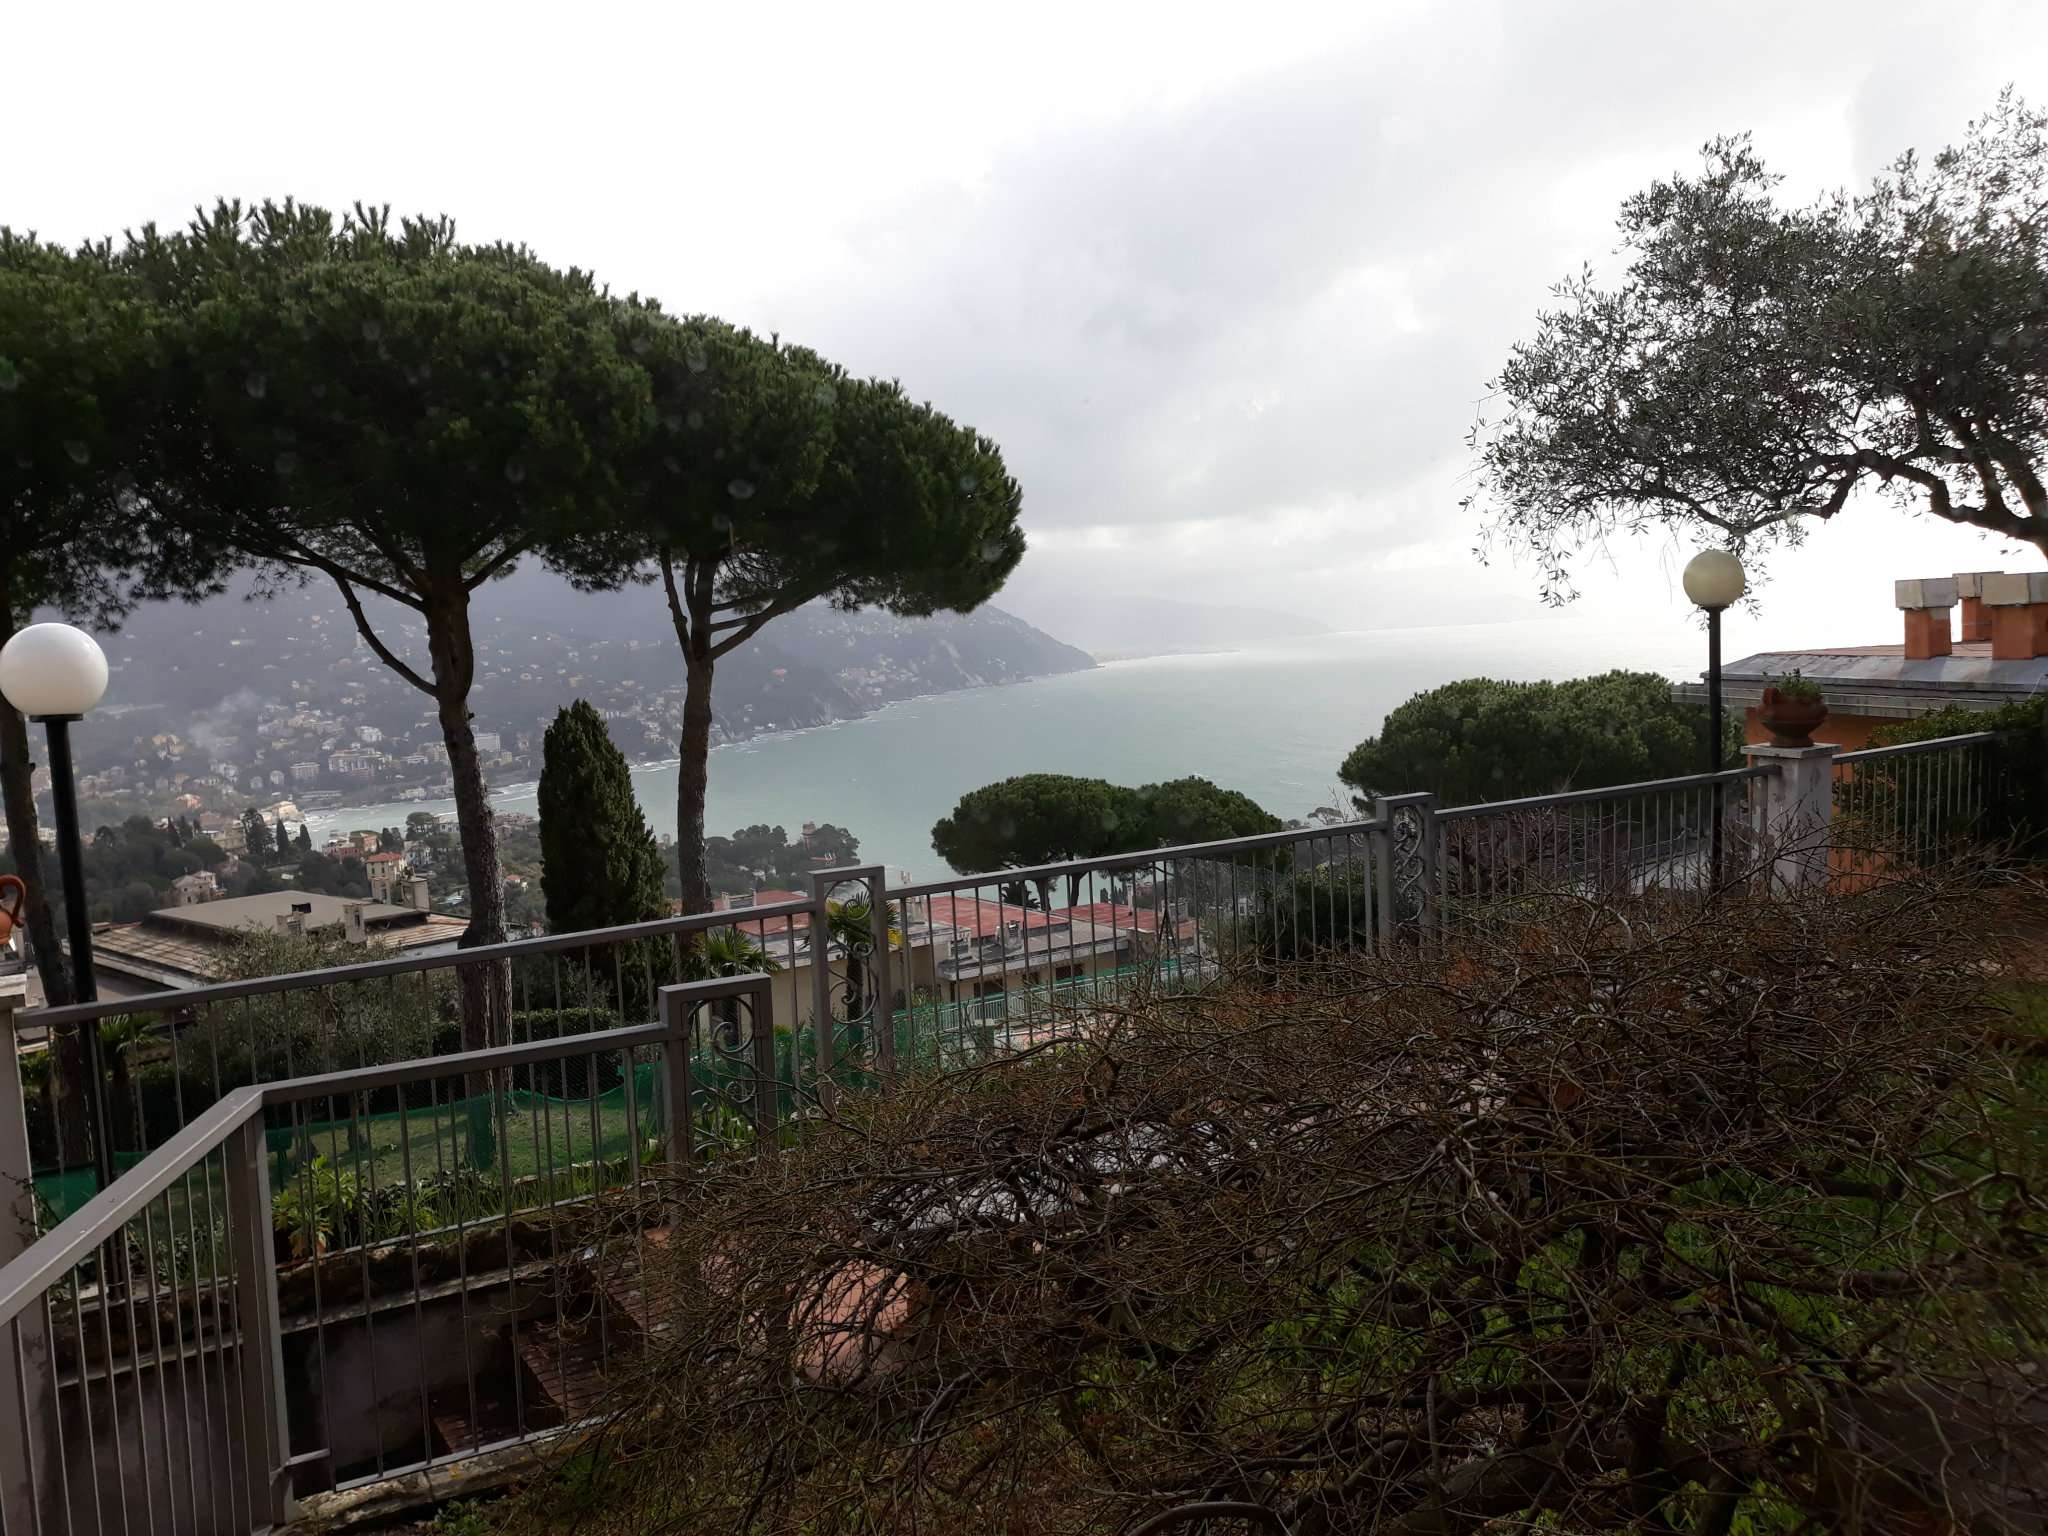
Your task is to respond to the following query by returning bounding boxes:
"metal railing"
[1831,730,2010,869]
[878,817,1398,1069]
[1433,765,1774,920]
[0,974,773,1536]
[16,898,822,1225]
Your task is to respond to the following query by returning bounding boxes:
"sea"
[303,618,1702,884]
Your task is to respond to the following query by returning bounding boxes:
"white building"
[289,761,321,783]
[171,871,222,906]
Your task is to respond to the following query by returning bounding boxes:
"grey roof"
[1673,641,2048,719]
[150,890,430,935]
[91,905,470,995]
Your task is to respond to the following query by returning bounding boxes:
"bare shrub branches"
[572,870,2048,1536]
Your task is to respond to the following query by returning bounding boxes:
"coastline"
[304,665,1098,824]
[301,617,1711,879]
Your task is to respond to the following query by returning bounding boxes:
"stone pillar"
[0,973,51,1536]
[1894,577,1958,660]
[1748,744,1837,892]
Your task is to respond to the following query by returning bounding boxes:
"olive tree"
[134,202,646,1045]
[604,306,1024,912]
[1471,93,2048,600]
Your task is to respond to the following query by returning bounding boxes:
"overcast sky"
[13,0,2048,660]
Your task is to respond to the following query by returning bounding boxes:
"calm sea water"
[305,618,1702,883]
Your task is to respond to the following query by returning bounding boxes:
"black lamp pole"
[1706,606,1725,891]
[37,711,111,1189]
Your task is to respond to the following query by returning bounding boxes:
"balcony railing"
[0,975,773,1534]
[1,729,2032,1532]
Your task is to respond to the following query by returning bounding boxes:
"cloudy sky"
[13,0,2048,658]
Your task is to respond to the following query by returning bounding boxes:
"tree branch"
[707,585,823,658]
[334,574,436,696]
[658,544,693,655]
[462,534,536,590]
[260,531,426,612]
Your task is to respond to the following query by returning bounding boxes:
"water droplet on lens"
[115,488,141,516]
[979,539,1008,564]
[63,441,90,466]
[362,319,383,341]
[685,410,703,430]
[0,361,19,393]
[813,383,836,407]
[686,350,708,374]
[504,460,527,484]
[245,374,267,399]
[958,474,978,493]
[727,479,756,500]
[275,451,298,476]
[631,335,651,355]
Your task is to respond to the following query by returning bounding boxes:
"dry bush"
[564,868,2048,1536]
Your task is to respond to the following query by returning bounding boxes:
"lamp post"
[1683,550,1747,891]
[0,622,112,1188]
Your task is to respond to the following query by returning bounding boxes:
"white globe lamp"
[0,622,110,719]
[1682,549,1747,613]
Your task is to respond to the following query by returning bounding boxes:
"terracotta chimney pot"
[1893,577,1958,660]
[1979,572,2048,660]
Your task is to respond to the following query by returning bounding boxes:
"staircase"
[428,1229,673,1455]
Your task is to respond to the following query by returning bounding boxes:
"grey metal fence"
[1831,731,2009,869]
[1432,765,1774,927]
[879,816,1399,1067]
[0,975,772,1536]
[15,898,828,1227]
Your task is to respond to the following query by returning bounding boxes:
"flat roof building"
[90,890,468,997]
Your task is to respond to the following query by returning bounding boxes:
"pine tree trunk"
[0,568,72,1010]
[676,648,716,916]
[424,584,511,1053]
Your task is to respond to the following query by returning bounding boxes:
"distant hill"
[998,593,1327,659]
[68,566,1094,796]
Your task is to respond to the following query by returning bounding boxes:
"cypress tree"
[538,700,666,935]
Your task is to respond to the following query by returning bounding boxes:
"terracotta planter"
[1758,686,1828,748]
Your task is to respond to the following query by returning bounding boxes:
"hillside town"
[41,575,1093,833]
